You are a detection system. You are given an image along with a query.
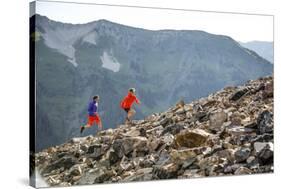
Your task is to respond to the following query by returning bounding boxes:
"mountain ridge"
[239,41,273,63]
[35,14,238,35]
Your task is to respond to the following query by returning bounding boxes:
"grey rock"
[108,150,120,165]
[94,170,115,183]
[153,163,179,179]
[69,165,82,176]
[257,110,273,134]
[161,124,185,136]
[257,142,273,165]
[155,151,171,166]
[254,142,270,154]
[112,139,125,158]
[122,137,148,155]
[162,134,174,146]
[87,144,105,159]
[119,156,133,172]
[209,111,228,131]
[234,167,252,175]
[42,156,76,174]
[251,133,273,143]
[234,148,251,163]
[182,157,197,169]
[139,128,147,137]
[230,88,248,101]
[195,111,209,122]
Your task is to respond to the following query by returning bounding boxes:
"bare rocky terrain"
[35,76,273,187]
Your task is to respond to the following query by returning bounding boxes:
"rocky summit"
[35,76,273,187]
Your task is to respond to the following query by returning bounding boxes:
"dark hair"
[93,95,99,100]
[129,88,136,93]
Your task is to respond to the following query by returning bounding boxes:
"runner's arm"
[135,96,141,104]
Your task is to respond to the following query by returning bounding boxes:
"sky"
[35,0,274,42]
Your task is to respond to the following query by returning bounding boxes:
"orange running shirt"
[120,93,140,109]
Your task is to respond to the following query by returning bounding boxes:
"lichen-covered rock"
[175,129,210,148]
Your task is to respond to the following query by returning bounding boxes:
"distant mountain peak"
[239,41,273,63]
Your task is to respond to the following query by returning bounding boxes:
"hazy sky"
[35,0,273,42]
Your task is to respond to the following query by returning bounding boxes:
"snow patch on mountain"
[40,23,95,67]
[100,51,120,72]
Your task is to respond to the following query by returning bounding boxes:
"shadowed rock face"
[35,76,273,187]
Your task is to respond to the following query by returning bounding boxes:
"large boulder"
[175,129,210,148]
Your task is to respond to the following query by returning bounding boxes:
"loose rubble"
[35,76,274,186]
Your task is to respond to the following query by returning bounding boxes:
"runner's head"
[129,88,136,94]
[93,95,99,102]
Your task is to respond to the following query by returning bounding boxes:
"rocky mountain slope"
[32,14,273,151]
[35,76,273,187]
